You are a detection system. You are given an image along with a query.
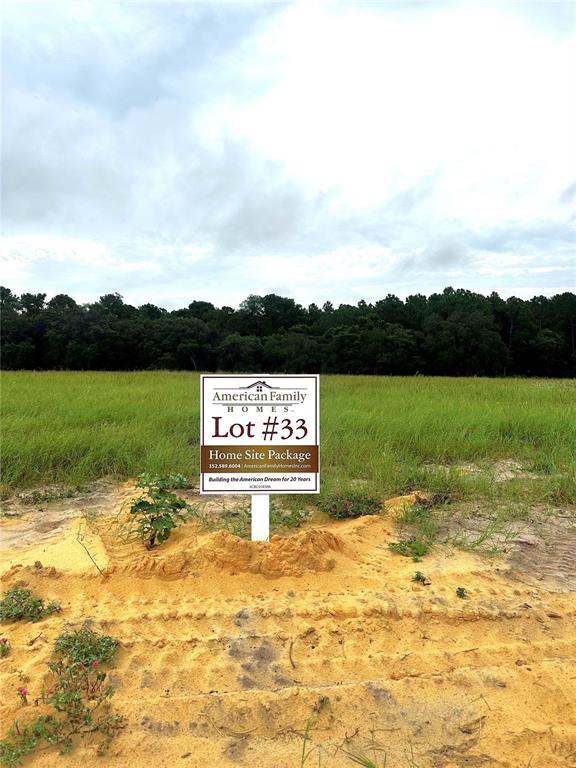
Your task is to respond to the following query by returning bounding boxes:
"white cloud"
[223,2,575,216]
[1,0,574,306]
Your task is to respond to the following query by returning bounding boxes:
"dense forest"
[1,286,574,377]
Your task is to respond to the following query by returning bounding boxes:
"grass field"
[2,372,576,767]
[2,372,575,505]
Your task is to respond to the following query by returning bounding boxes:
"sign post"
[200,375,320,540]
[250,493,270,542]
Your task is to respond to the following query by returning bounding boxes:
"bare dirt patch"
[1,483,575,768]
[508,512,576,590]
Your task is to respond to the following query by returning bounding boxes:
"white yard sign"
[200,375,320,498]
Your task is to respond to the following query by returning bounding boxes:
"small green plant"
[397,502,441,542]
[342,750,388,767]
[0,715,66,767]
[313,695,330,713]
[456,586,468,599]
[0,588,61,623]
[216,504,252,538]
[0,638,10,657]
[128,474,193,549]
[388,539,430,562]
[0,629,125,767]
[412,571,430,585]
[300,716,317,767]
[319,493,381,520]
[54,628,119,666]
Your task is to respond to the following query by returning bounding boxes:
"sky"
[1,0,575,310]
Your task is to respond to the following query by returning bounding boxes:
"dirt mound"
[195,528,344,577]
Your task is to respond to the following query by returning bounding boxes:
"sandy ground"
[1,484,575,768]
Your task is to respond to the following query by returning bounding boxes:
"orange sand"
[1,486,575,768]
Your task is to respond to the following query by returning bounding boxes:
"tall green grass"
[1,372,575,503]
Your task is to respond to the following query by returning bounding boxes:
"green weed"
[397,502,442,543]
[53,628,118,666]
[217,505,251,538]
[342,750,388,767]
[128,474,193,549]
[0,588,61,624]
[297,717,424,768]
[388,539,430,562]
[0,629,125,767]
[300,716,315,767]
[447,500,534,555]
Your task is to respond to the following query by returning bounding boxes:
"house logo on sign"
[245,380,274,391]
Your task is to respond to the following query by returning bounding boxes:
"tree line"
[1,286,574,377]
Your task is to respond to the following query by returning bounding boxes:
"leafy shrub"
[1,715,65,766]
[0,588,61,623]
[412,571,430,584]
[54,628,119,667]
[456,586,468,599]
[0,638,10,657]
[129,474,193,549]
[0,629,124,767]
[388,538,430,561]
[319,493,381,520]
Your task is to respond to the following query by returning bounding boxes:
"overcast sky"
[1,0,575,309]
